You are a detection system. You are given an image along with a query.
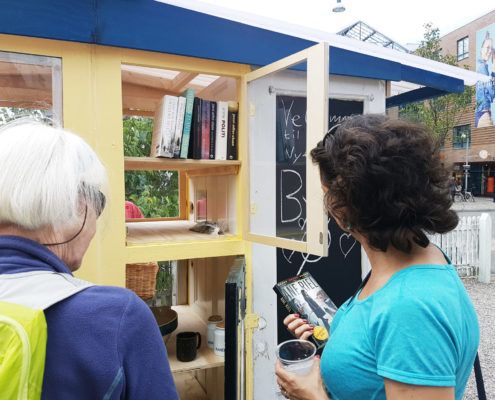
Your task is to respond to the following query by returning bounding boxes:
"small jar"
[214,322,225,357]
[207,315,223,349]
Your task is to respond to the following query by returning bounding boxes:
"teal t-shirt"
[321,264,479,400]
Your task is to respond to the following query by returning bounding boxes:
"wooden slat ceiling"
[121,66,238,116]
[0,61,237,115]
[0,62,52,108]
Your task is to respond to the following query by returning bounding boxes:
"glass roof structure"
[337,21,409,53]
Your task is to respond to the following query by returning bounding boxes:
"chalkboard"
[275,96,364,344]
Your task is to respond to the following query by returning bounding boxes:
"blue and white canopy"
[0,0,489,106]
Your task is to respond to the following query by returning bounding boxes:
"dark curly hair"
[310,114,458,253]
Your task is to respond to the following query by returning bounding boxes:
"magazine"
[273,272,338,350]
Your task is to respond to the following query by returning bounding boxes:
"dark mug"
[176,331,202,362]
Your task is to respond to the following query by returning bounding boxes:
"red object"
[196,198,207,220]
[125,201,144,219]
[487,177,494,193]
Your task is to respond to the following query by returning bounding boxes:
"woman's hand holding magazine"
[283,314,314,340]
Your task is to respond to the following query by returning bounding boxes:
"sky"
[194,0,495,47]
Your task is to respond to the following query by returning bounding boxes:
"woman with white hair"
[0,121,178,399]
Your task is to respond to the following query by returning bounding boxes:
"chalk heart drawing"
[281,218,332,275]
[339,233,357,258]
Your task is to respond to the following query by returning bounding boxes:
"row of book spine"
[150,88,238,160]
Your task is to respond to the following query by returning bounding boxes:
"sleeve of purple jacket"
[117,291,179,399]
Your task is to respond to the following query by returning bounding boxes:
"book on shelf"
[179,88,195,159]
[150,97,165,157]
[191,97,202,160]
[156,95,238,161]
[273,272,337,350]
[227,102,238,160]
[215,101,228,160]
[173,96,186,158]
[209,101,217,159]
[201,100,211,160]
[150,95,178,158]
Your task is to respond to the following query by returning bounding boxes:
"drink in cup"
[276,339,316,376]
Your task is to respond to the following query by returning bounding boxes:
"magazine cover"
[273,272,338,349]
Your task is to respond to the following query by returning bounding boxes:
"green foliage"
[156,261,174,293]
[123,116,179,218]
[400,24,474,146]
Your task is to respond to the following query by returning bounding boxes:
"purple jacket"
[0,236,178,399]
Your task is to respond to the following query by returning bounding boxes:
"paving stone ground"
[462,278,494,399]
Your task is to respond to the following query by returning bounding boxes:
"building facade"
[441,9,495,196]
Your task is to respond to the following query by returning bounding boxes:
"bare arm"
[384,379,454,400]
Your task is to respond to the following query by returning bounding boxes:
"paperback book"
[273,272,337,350]
[179,88,195,159]
[227,101,238,160]
[173,96,186,158]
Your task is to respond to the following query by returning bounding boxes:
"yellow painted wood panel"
[125,239,245,264]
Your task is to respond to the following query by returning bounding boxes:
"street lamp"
[332,0,346,12]
[461,132,469,192]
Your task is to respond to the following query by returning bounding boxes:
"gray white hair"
[0,120,107,230]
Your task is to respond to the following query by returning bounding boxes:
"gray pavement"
[452,196,495,212]
[462,278,495,400]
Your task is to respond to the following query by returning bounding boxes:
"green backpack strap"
[0,272,94,400]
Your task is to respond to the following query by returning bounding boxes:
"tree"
[123,116,179,218]
[400,24,474,146]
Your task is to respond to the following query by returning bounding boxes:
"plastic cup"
[276,339,316,376]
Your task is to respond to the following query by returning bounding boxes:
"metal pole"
[465,136,469,192]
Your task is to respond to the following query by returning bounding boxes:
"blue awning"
[0,0,465,102]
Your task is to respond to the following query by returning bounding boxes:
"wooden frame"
[0,33,329,398]
[242,42,329,257]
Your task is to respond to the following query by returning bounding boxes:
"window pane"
[452,125,470,148]
[122,115,179,218]
[0,51,62,126]
[457,37,469,61]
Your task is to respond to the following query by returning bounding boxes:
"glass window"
[457,37,469,61]
[123,115,179,218]
[0,51,62,126]
[452,125,470,149]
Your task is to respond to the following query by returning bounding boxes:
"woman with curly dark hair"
[276,115,479,400]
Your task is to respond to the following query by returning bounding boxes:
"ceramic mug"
[176,331,202,362]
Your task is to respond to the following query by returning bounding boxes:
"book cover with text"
[273,272,337,350]
[215,101,228,160]
[173,96,186,158]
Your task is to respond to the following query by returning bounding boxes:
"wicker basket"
[126,262,159,300]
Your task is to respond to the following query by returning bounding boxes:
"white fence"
[428,213,492,283]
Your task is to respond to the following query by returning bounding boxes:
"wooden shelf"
[124,157,240,175]
[166,305,224,373]
[126,220,235,245]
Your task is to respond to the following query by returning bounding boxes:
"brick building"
[440,9,495,196]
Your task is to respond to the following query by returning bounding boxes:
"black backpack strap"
[474,353,486,400]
